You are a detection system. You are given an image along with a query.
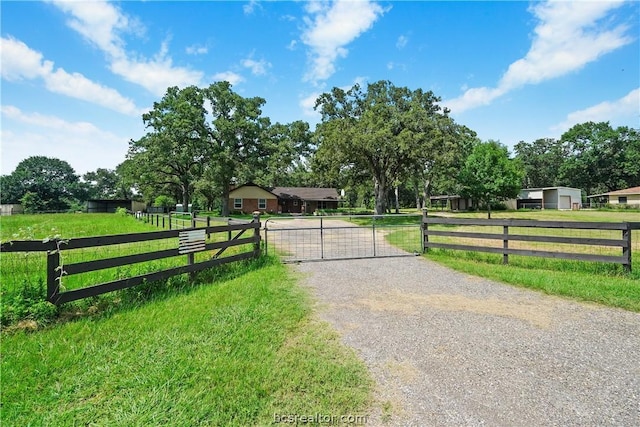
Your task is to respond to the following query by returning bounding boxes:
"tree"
[128,85,208,208]
[514,138,567,188]
[314,80,450,215]
[205,81,270,216]
[83,168,120,199]
[1,156,82,211]
[558,122,640,194]
[458,140,523,218]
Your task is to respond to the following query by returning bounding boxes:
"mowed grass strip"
[1,257,372,426]
[386,210,640,312]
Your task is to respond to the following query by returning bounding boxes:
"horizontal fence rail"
[1,218,261,305]
[422,214,639,272]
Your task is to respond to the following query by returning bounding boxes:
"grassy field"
[1,256,372,425]
[0,213,256,310]
[387,209,640,312]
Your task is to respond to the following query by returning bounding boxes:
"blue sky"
[1,0,639,176]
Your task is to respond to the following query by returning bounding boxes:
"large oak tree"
[313,80,453,215]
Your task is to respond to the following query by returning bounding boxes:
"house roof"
[271,186,339,201]
[588,186,640,198]
[229,182,276,196]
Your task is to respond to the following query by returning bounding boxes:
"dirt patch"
[357,290,555,329]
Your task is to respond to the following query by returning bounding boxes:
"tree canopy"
[458,140,523,218]
[1,156,82,212]
[313,80,457,214]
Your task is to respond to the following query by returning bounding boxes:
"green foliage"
[154,194,175,209]
[516,122,640,195]
[20,191,46,213]
[114,207,128,216]
[314,80,461,215]
[1,156,83,211]
[458,140,523,218]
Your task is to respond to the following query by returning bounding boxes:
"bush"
[115,207,128,216]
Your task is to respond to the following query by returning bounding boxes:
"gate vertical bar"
[320,216,324,259]
[372,216,377,256]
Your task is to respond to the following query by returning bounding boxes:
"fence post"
[46,250,60,303]
[252,212,261,257]
[168,212,172,230]
[156,214,159,227]
[207,216,211,239]
[623,223,632,273]
[162,216,165,229]
[422,209,428,253]
[503,225,509,265]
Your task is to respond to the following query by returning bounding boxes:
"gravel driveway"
[293,256,640,426]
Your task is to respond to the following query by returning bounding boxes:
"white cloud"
[301,0,386,84]
[51,0,203,96]
[396,35,408,49]
[0,36,52,80]
[212,71,244,86]
[186,44,208,55]
[287,40,298,50]
[552,88,640,133]
[300,92,321,117]
[444,0,632,114]
[243,0,261,15]
[1,106,130,175]
[242,58,271,76]
[0,36,140,115]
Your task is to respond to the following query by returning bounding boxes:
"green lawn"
[1,257,372,426]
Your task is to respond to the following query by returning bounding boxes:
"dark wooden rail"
[422,213,639,272]
[1,217,261,305]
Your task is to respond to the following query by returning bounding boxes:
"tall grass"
[1,256,372,425]
[0,213,255,326]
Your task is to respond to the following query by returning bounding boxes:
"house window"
[293,200,298,206]
[258,199,267,209]
[619,196,627,204]
[234,198,242,209]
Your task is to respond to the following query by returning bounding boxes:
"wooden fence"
[0,216,261,305]
[422,213,639,272]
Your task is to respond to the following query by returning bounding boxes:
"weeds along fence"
[1,215,261,305]
[422,213,640,272]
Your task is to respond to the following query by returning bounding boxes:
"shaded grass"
[1,257,372,426]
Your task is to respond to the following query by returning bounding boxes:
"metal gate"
[263,214,423,262]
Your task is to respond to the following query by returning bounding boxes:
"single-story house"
[86,199,146,213]
[517,187,582,210]
[587,186,640,207]
[229,183,340,214]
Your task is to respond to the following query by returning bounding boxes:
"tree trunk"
[181,181,189,210]
[373,176,387,215]
[487,200,492,219]
[422,179,431,210]
[221,185,230,217]
[394,186,400,214]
